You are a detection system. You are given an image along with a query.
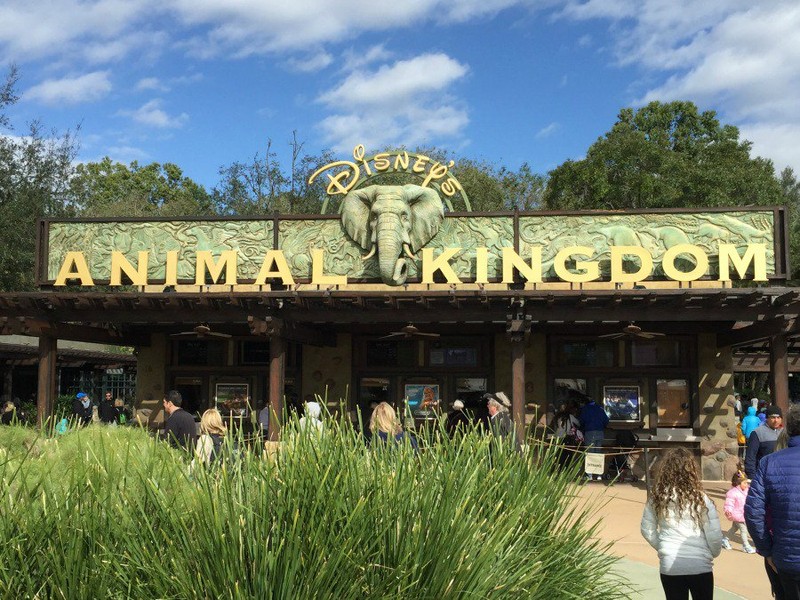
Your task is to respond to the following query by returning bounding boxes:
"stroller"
[604,430,640,482]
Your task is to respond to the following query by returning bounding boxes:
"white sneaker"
[744,546,756,554]
[721,539,732,550]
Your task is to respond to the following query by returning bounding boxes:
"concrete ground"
[577,480,771,599]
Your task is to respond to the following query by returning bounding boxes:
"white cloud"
[135,77,166,91]
[317,53,469,152]
[122,99,189,128]
[285,51,333,73]
[560,0,800,171]
[25,71,112,105]
[535,122,560,138]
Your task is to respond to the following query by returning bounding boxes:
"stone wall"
[697,333,740,481]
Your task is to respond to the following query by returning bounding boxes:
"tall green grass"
[0,417,632,599]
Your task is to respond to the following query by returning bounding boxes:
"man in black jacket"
[72,392,93,426]
[745,405,783,479]
[161,390,197,450]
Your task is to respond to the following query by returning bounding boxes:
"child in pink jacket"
[722,471,755,553]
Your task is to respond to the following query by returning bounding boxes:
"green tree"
[780,167,800,281]
[70,158,215,217]
[544,101,782,211]
[213,133,333,215]
[0,65,78,291]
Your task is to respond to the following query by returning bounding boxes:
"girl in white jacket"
[641,447,723,600]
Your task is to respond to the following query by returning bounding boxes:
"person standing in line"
[641,448,723,600]
[486,393,513,440]
[194,408,227,467]
[741,406,761,441]
[98,391,120,425]
[721,471,755,553]
[161,390,196,451]
[745,403,800,600]
[745,406,783,479]
[299,400,324,433]
[369,402,418,451]
[445,399,471,436]
[579,395,609,480]
[71,392,93,427]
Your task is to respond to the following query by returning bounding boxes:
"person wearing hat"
[446,399,471,436]
[486,393,513,441]
[72,392,93,427]
[745,405,783,479]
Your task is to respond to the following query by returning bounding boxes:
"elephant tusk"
[403,243,417,260]
[362,246,376,261]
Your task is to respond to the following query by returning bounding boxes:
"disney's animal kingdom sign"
[42,208,783,288]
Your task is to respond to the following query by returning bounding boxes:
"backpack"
[209,434,241,469]
[736,422,746,445]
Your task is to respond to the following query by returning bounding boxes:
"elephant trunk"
[376,213,408,285]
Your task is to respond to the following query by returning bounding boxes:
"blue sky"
[2,0,798,191]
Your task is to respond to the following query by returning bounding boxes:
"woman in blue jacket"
[741,406,761,440]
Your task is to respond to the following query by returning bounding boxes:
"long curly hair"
[650,447,707,527]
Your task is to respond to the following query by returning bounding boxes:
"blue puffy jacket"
[579,401,609,433]
[745,435,800,574]
[741,407,761,439]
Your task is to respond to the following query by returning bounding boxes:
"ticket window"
[657,379,691,427]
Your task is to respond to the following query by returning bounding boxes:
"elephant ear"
[406,184,445,252]
[340,186,376,249]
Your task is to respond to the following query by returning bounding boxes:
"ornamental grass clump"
[0,415,632,599]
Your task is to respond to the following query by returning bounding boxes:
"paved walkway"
[578,480,769,599]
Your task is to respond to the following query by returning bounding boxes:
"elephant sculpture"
[340,184,445,285]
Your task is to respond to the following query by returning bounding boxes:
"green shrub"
[0,418,632,599]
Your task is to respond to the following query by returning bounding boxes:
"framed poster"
[603,385,640,422]
[405,383,440,419]
[215,383,250,418]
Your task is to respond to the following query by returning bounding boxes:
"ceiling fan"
[380,323,440,340]
[170,324,232,339]
[598,322,665,340]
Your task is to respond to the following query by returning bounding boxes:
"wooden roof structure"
[2,287,800,348]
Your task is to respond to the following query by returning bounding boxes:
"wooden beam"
[717,318,791,348]
[507,315,531,449]
[248,316,332,347]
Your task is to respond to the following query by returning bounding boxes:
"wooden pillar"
[2,366,12,401]
[268,334,286,441]
[37,335,58,427]
[511,334,526,448]
[507,313,532,449]
[769,333,790,415]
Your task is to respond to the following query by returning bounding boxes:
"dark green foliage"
[544,101,783,211]
[0,66,78,291]
[0,418,633,599]
[69,158,216,217]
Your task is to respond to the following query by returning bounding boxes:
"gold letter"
[165,250,178,286]
[553,246,599,283]
[610,246,653,283]
[662,244,708,282]
[254,250,295,286]
[502,247,542,283]
[475,247,489,284]
[110,251,149,286]
[195,250,238,286]
[718,243,767,282]
[373,153,390,171]
[421,248,462,284]
[311,249,347,285]
[54,252,95,286]
[393,151,409,171]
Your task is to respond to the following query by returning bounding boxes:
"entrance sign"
[43,208,780,288]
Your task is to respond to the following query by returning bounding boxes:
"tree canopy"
[69,158,214,217]
[0,66,78,291]
[543,101,783,211]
